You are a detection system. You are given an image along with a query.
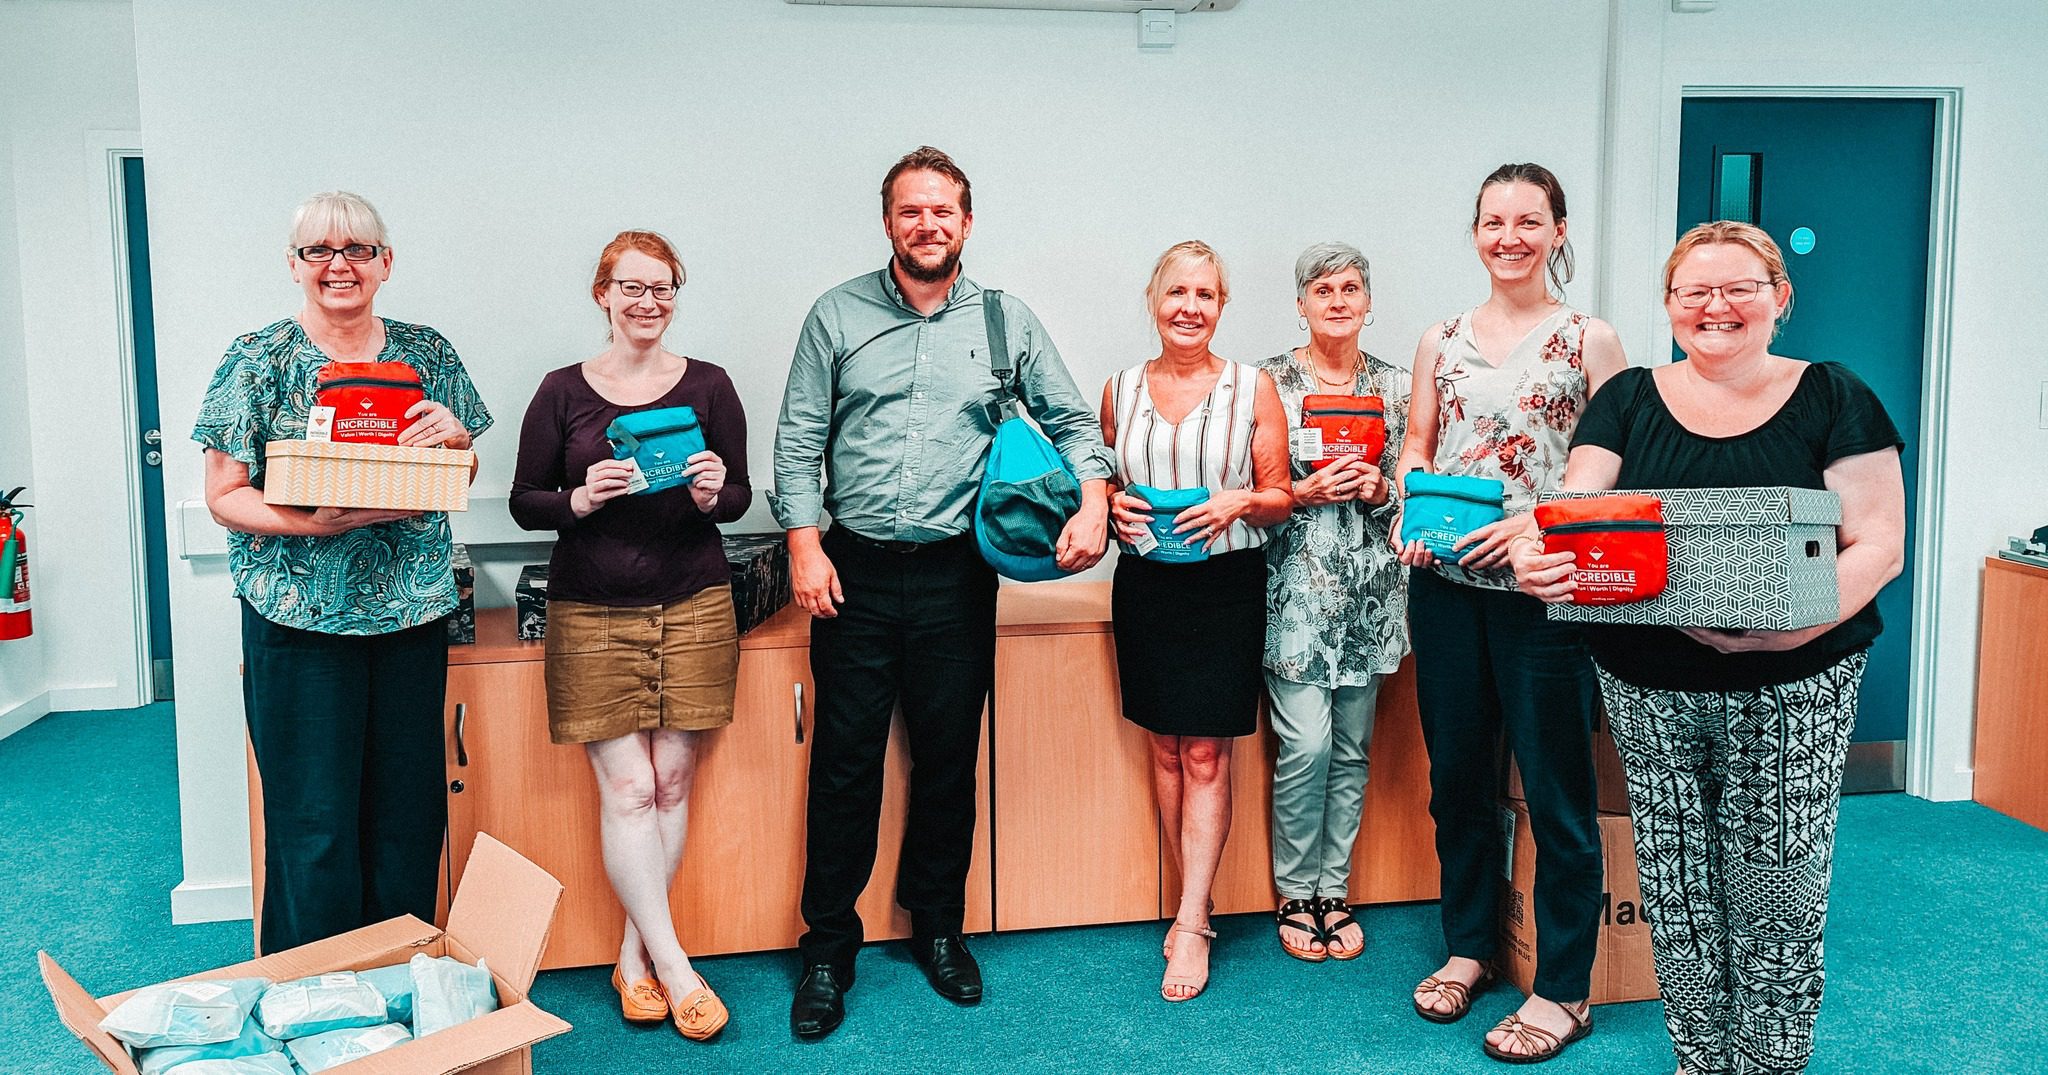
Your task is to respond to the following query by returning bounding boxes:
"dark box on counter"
[1542,486,1841,630]
[723,532,793,636]
[446,543,476,645]
[512,535,790,642]
[516,563,549,641]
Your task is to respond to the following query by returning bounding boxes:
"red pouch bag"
[314,361,425,444]
[1534,494,1668,604]
[1300,394,1386,472]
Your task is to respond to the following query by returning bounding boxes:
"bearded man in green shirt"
[771,146,1112,1040]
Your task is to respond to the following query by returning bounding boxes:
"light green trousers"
[1266,671,1384,900]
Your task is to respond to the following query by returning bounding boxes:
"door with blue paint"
[121,156,174,701]
[1677,97,1934,784]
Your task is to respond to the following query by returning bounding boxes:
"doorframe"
[1645,80,1962,800]
[83,130,154,711]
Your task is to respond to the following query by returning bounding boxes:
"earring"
[1298,315,1309,332]
[1363,312,1375,327]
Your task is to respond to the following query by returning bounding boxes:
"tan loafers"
[612,965,669,1024]
[669,977,730,1041]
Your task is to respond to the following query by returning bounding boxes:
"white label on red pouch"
[305,406,335,442]
[1290,426,1325,462]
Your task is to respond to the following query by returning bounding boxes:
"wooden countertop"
[453,580,1112,665]
[1987,555,2048,582]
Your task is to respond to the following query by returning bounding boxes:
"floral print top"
[1259,349,1411,687]
[192,318,492,635]
[1429,305,1588,589]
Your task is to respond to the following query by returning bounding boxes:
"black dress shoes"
[791,964,847,1040]
[910,934,983,1004]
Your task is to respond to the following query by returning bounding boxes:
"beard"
[893,242,963,284]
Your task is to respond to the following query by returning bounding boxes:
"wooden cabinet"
[250,580,1439,964]
[1973,557,2048,831]
[440,605,991,969]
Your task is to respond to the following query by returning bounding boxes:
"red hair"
[591,230,685,306]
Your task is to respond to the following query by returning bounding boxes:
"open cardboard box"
[40,834,569,1074]
[262,439,475,512]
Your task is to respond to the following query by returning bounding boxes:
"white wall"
[0,0,148,725]
[1604,0,2048,802]
[132,0,1613,919]
[0,61,51,735]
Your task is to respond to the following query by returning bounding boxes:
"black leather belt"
[836,528,968,554]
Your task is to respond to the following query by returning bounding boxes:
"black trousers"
[797,528,997,974]
[1408,569,1603,1000]
[241,600,448,954]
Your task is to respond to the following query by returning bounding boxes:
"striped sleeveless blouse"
[1109,359,1266,554]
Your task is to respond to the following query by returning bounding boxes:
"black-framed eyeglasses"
[612,280,679,300]
[295,243,385,263]
[1668,279,1774,308]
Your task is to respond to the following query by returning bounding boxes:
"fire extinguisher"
[0,487,29,642]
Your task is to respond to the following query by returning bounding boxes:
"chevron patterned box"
[261,439,475,512]
[1540,486,1841,630]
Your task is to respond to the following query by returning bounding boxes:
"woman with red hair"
[510,230,750,1041]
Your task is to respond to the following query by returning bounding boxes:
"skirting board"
[171,878,253,925]
[0,691,52,741]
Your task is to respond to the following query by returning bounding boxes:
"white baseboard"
[171,878,253,925]
[0,691,52,740]
[50,683,141,713]
[1924,765,1974,804]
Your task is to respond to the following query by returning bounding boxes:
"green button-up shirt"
[770,267,1112,541]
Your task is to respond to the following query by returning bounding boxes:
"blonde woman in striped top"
[1098,240,1292,1003]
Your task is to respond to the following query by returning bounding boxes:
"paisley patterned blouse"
[1259,349,1411,687]
[192,318,492,635]
[1428,305,1589,590]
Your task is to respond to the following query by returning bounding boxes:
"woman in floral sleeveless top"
[1392,164,1626,1064]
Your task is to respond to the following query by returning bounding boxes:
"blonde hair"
[288,191,389,253]
[1145,240,1230,312]
[1664,220,1794,327]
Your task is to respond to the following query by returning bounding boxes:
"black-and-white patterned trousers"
[1597,652,1866,1075]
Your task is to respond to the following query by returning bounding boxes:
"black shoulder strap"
[983,288,1022,421]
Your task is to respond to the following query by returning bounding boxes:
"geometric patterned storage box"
[1541,486,1841,630]
[261,439,474,512]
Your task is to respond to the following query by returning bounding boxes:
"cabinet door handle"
[453,702,469,767]
[793,682,805,745]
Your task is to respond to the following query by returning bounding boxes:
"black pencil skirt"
[1111,547,1266,738]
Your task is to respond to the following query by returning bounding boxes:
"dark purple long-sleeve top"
[510,359,751,606]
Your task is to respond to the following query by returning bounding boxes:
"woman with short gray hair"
[1256,241,1410,963]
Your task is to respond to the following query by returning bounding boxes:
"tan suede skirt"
[543,586,739,744]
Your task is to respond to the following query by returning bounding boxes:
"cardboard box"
[262,440,475,513]
[1541,486,1840,630]
[1496,799,1658,1005]
[41,834,569,1075]
[447,543,476,646]
[1505,703,1631,816]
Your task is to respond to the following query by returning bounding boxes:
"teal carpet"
[4,706,2043,1073]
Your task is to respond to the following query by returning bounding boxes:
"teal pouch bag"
[1125,485,1212,564]
[605,406,705,494]
[1399,472,1506,562]
[135,1014,282,1075]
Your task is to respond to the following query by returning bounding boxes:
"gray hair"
[288,191,389,253]
[1293,241,1371,299]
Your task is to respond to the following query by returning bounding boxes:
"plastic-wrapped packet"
[255,971,388,1040]
[145,1055,296,1075]
[357,962,415,1023]
[409,954,498,1036]
[98,977,270,1049]
[285,1022,413,1072]
[135,1013,282,1075]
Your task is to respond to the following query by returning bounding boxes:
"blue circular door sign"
[1789,227,1816,254]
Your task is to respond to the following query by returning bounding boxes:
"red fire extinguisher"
[0,487,29,641]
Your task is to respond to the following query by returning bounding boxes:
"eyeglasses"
[612,280,679,300]
[1668,279,1775,307]
[295,243,385,263]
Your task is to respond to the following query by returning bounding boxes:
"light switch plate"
[1139,8,1175,48]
